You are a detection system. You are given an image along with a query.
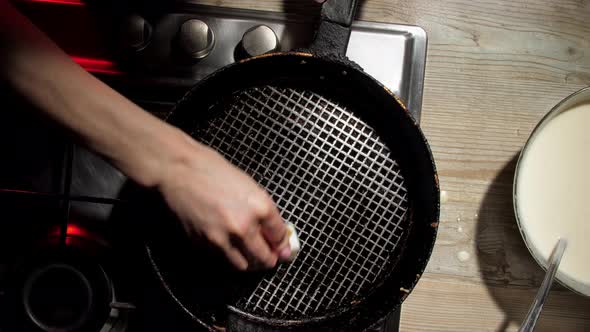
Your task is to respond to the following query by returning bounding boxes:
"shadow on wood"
[476,153,590,331]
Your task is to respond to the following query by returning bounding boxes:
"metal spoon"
[518,238,567,332]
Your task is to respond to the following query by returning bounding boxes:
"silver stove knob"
[241,25,279,57]
[120,14,152,52]
[176,19,215,60]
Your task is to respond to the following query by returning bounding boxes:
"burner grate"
[191,86,409,319]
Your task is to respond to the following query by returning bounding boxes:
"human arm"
[0,0,291,270]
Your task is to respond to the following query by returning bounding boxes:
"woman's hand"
[0,0,290,271]
[155,133,291,271]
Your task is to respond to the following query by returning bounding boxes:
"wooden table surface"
[201,0,590,330]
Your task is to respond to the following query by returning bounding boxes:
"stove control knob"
[120,14,152,52]
[176,19,215,60]
[241,25,279,58]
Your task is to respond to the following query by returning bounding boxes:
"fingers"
[217,193,279,270]
[161,142,293,272]
[262,208,291,262]
[239,231,278,269]
[249,193,287,247]
[206,231,249,270]
[261,210,287,249]
[197,192,287,271]
[260,202,292,262]
[223,244,249,271]
[249,193,292,262]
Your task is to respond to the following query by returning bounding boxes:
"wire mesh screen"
[190,86,409,319]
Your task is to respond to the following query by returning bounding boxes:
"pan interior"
[188,85,410,320]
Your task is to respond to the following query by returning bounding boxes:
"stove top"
[0,2,427,331]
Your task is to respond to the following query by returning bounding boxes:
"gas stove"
[0,1,426,331]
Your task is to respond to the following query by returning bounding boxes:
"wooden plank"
[401,275,590,331]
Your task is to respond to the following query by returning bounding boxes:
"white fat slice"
[285,222,300,262]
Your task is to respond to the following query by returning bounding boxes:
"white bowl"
[513,86,590,297]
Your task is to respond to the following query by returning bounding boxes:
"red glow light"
[49,223,109,247]
[71,56,122,75]
[23,0,84,6]
[64,224,87,246]
[66,224,87,237]
[49,224,89,239]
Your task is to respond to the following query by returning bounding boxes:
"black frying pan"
[139,0,440,331]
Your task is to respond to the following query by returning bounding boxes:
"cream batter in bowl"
[514,86,590,297]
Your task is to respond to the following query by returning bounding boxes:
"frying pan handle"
[309,0,359,56]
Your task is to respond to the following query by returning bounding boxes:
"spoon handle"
[518,238,567,332]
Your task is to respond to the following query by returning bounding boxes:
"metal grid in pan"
[190,86,409,319]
